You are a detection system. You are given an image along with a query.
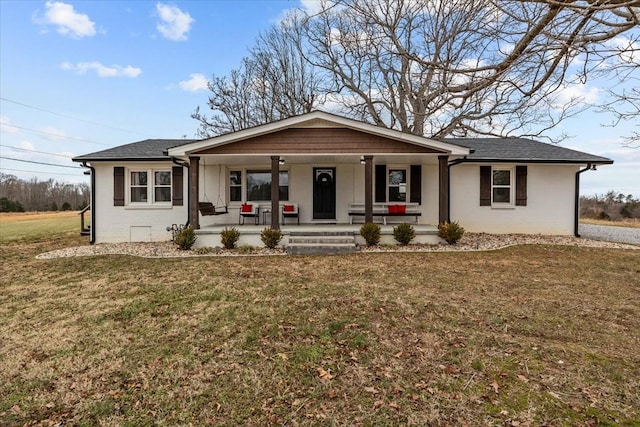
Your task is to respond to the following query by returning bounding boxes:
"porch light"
[590,164,597,171]
[279,158,285,165]
[360,156,366,165]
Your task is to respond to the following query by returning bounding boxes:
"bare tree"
[300,0,639,139]
[193,11,321,137]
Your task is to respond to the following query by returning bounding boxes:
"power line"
[0,167,86,177]
[0,144,73,159]
[0,96,151,137]
[0,123,112,146]
[0,156,81,169]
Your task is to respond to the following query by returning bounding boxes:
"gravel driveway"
[579,223,640,245]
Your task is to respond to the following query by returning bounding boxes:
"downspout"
[82,162,96,244]
[447,157,468,223]
[574,163,592,237]
[171,157,190,227]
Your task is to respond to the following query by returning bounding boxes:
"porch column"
[438,155,449,224]
[364,155,374,223]
[189,156,200,229]
[271,156,280,230]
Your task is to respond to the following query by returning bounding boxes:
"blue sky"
[1,1,638,197]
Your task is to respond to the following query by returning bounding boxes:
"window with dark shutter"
[114,167,125,206]
[410,165,421,204]
[375,164,386,203]
[479,165,491,206]
[515,165,527,206]
[172,166,183,206]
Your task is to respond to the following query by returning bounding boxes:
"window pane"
[493,170,510,186]
[389,187,406,202]
[230,171,242,186]
[155,171,171,186]
[389,170,406,185]
[155,187,171,202]
[493,188,510,203]
[230,187,242,202]
[131,187,147,202]
[131,171,147,185]
[246,171,271,201]
[246,170,288,201]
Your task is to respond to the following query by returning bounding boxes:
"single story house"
[73,111,612,246]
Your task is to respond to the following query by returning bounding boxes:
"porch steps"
[286,231,357,255]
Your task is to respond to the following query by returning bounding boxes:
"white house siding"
[93,162,188,243]
[450,163,579,235]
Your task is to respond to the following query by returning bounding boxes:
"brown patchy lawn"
[1,231,639,426]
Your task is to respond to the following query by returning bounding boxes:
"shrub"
[438,221,465,245]
[220,227,240,249]
[175,225,197,250]
[393,223,415,245]
[360,222,381,246]
[238,244,255,254]
[260,227,283,249]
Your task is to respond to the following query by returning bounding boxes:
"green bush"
[260,227,283,249]
[438,221,465,245]
[360,222,381,246]
[238,244,255,254]
[220,227,240,249]
[175,225,197,250]
[393,223,415,245]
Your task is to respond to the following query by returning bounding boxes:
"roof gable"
[167,111,469,157]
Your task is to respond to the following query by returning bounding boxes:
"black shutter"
[516,165,527,206]
[410,165,422,204]
[172,166,184,206]
[375,164,386,203]
[479,165,491,206]
[114,167,125,206]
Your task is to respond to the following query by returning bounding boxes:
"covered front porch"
[165,112,472,235]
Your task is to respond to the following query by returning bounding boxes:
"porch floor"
[195,223,439,236]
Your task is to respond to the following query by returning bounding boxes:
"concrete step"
[289,231,355,237]
[286,242,357,255]
[286,233,357,255]
[289,236,355,244]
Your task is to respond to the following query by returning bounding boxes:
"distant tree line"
[581,191,640,221]
[0,173,90,212]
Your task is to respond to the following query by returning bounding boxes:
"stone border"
[36,233,637,259]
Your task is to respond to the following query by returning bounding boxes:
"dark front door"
[313,167,336,220]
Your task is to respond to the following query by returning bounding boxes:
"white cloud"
[0,116,20,134]
[40,126,67,141]
[39,1,96,38]
[553,84,601,109]
[299,0,325,15]
[156,3,194,41]
[61,61,142,78]
[178,73,208,92]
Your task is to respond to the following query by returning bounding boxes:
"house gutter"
[574,164,593,237]
[171,157,191,227]
[82,162,96,244]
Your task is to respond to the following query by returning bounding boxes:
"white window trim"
[491,166,515,208]
[127,168,172,206]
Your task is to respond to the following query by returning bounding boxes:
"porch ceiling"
[198,153,444,166]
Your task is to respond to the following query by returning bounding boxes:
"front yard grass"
[1,231,638,426]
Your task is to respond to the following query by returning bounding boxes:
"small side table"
[262,209,271,225]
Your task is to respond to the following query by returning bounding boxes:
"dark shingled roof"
[73,136,612,164]
[443,137,612,164]
[72,139,196,162]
